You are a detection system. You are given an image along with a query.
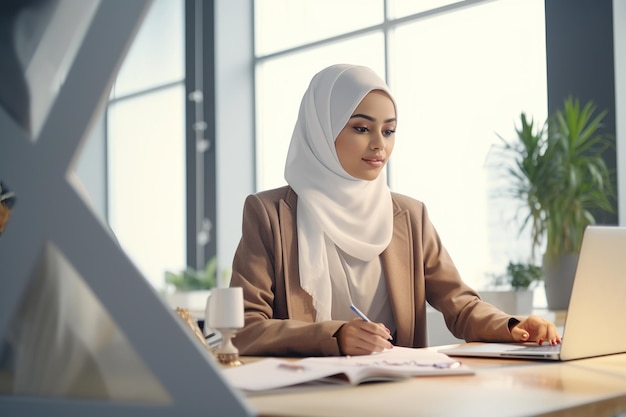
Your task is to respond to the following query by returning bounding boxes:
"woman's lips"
[362,156,385,168]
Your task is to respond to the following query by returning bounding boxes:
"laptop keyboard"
[512,344,561,353]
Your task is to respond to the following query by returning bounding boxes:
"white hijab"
[284,64,395,322]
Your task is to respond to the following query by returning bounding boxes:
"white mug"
[204,287,244,330]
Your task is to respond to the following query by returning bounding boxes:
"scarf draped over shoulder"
[284,64,395,322]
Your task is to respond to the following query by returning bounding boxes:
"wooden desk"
[241,345,626,417]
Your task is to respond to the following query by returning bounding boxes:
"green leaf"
[164,257,217,291]
[490,96,615,262]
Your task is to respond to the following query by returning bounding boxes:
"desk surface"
[241,344,626,417]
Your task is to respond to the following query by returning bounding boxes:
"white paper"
[223,347,473,392]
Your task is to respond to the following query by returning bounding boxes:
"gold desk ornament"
[174,307,210,349]
[204,288,245,367]
[214,328,243,367]
[174,307,242,366]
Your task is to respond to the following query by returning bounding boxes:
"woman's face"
[334,90,396,181]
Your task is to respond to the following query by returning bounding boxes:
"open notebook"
[223,347,473,394]
[440,226,626,361]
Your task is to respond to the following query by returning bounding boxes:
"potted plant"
[482,261,543,315]
[493,96,615,310]
[163,257,218,313]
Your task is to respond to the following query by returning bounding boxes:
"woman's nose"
[370,132,385,150]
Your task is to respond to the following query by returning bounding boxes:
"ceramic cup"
[204,287,244,330]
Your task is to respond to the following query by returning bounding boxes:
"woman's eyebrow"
[350,113,396,123]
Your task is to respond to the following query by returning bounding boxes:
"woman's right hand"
[336,318,393,356]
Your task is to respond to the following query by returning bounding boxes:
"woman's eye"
[383,129,396,137]
[354,126,368,133]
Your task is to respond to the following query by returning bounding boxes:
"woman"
[229,64,560,357]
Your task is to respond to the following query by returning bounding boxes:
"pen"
[350,304,371,322]
[350,304,394,342]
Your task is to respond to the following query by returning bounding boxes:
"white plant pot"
[479,290,534,315]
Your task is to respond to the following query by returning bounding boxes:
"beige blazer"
[230,186,517,356]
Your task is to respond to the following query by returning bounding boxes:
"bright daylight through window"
[254,0,548,304]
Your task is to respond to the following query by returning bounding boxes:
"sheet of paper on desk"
[223,347,474,392]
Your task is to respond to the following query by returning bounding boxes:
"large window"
[106,0,186,289]
[92,0,548,302]
[254,0,548,302]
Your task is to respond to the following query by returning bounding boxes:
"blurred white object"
[204,287,244,365]
[5,242,170,402]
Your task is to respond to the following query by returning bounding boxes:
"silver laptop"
[439,226,626,361]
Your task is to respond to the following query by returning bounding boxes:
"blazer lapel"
[279,188,316,321]
[278,189,415,333]
[381,203,415,347]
